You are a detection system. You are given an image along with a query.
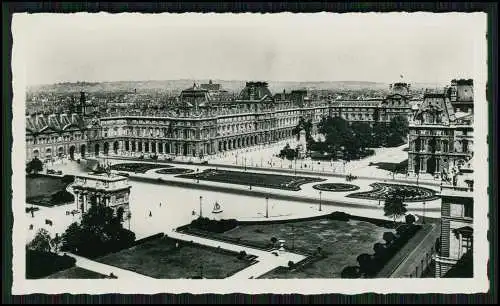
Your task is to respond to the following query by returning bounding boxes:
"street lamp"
[423,201,426,224]
[199,196,203,218]
[319,191,322,211]
[265,196,269,218]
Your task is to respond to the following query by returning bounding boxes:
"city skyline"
[14,12,485,86]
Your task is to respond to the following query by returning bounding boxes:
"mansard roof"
[412,92,457,124]
[238,81,274,101]
[26,113,86,135]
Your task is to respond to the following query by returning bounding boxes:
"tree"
[351,122,372,150]
[60,204,136,258]
[27,229,52,253]
[372,122,389,147]
[26,157,43,175]
[389,115,409,137]
[384,194,408,227]
[270,237,278,246]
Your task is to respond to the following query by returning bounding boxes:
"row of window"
[26,133,86,145]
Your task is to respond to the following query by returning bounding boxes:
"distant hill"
[28,79,446,94]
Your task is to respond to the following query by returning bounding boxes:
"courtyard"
[95,236,255,279]
[177,169,325,191]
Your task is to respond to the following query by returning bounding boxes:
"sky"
[13,12,487,85]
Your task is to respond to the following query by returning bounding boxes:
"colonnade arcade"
[88,128,294,157]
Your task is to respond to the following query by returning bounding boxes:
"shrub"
[238,251,247,260]
[382,232,396,245]
[190,217,238,233]
[328,211,350,221]
[61,175,75,184]
[341,266,361,278]
[51,190,74,205]
[356,253,378,276]
[373,243,387,259]
[405,214,416,224]
[288,261,295,269]
[396,224,409,236]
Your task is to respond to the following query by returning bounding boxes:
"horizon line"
[27,78,453,88]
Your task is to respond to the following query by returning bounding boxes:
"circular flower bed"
[313,183,360,192]
[346,183,438,202]
[155,168,194,175]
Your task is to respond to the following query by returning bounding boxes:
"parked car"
[118,172,130,177]
[201,161,208,165]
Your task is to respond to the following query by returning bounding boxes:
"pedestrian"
[159,202,161,207]
[149,211,152,217]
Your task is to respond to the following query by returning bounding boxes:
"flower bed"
[155,168,194,175]
[110,163,172,173]
[312,183,360,192]
[177,169,325,191]
[346,183,438,202]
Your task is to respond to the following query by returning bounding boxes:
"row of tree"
[299,115,409,160]
[341,220,422,278]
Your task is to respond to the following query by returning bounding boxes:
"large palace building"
[434,156,474,277]
[26,80,415,161]
[407,79,474,178]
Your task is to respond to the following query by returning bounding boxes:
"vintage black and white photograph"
[11,12,489,294]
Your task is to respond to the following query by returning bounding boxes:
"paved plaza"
[25,147,442,279]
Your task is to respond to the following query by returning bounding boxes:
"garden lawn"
[178,169,325,191]
[45,267,109,279]
[95,237,253,279]
[26,175,67,198]
[110,163,172,173]
[26,175,74,207]
[211,218,389,278]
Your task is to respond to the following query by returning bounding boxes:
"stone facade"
[26,80,415,161]
[25,113,88,161]
[407,79,474,177]
[434,159,474,277]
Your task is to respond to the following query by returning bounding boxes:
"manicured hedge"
[188,217,238,233]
